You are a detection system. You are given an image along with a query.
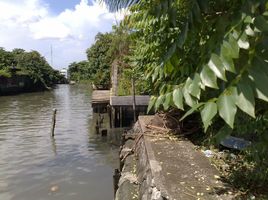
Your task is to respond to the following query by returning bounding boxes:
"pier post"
[120,107,123,127]
[51,108,57,137]
[131,77,137,122]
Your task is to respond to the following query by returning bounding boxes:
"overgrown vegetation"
[68,32,113,87]
[0,47,65,88]
[68,28,150,94]
[99,0,268,196]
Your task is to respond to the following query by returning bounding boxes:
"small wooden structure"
[91,90,151,128]
[110,95,150,106]
[92,90,110,105]
[110,95,150,128]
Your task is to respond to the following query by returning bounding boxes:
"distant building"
[60,68,68,79]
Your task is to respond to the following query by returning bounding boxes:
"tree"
[101,0,268,192]
[68,61,91,81]
[0,47,14,69]
[99,0,140,11]
[86,32,113,87]
[0,48,63,87]
[103,0,268,130]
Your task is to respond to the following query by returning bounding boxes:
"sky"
[0,0,124,69]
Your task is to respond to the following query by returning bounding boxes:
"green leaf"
[163,92,172,111]
[200,65,218,89]
[228,34,239,59]
[177,22,188,48]
[164,60,174,74]
[214,125,232,144]
[208,54,227,81]
[244,15,253,24]
[249,66,268,102]
[201,102,218,131]
[147,96,157,113]
[236,77,255,118]
[180,103,204,121]
[197,0,209,12]
[253,57,268,76]
[183,79,197,107]
[183,91,197,107]
[152,66,160,82]
[163,43,176,62]
[237,32,249,49]
[221,41,231,57]
[192,1,201,22]
[220,55,236,73]
[254,15,268,33]
[155,95,165,110]
[173,88,184,110]
[245,25,255,36]
[170,54,180,67]
[217,88,237,128]
[188,73,201,99]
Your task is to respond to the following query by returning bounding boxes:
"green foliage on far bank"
[68,61,91,82]
[0,47,65,88]
[0,68,11,78]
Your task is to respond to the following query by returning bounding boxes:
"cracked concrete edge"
[118,172,138,186]
[116,132,139,200]
[138,116,170,199]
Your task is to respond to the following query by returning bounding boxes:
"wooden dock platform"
[91,90,110,106]
[91,91,151,127]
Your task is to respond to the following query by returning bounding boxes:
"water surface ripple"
[0,85,118,200]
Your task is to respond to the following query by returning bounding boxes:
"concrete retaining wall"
[0,75,44,95]
[115,116,235,200]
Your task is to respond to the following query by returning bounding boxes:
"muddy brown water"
[0,84,119,200]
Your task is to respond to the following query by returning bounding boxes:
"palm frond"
[98,0,140,11]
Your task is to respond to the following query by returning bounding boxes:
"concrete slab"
[138,115,235,200]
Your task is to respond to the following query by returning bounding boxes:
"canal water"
[0,84,119,200]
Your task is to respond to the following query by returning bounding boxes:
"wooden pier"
[91,89,151,128]
[110,95,150,128]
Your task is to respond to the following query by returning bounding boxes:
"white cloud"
[0,0,123,69]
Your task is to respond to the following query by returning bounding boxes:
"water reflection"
[0,84,119,200]
[50,137,57,156]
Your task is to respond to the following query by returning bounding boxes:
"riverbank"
[0,75,47,95]
[0,74,69,96]
[116,116,237,200]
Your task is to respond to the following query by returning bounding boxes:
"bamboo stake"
[51,108,57,137]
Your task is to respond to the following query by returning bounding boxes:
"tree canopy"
[106,0,268,131]
[0,47,64,87]
[86,32,113,87]
[100,0,268,192]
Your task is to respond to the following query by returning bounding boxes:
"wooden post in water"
[51,108,57,137]
[95,120,100,134]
